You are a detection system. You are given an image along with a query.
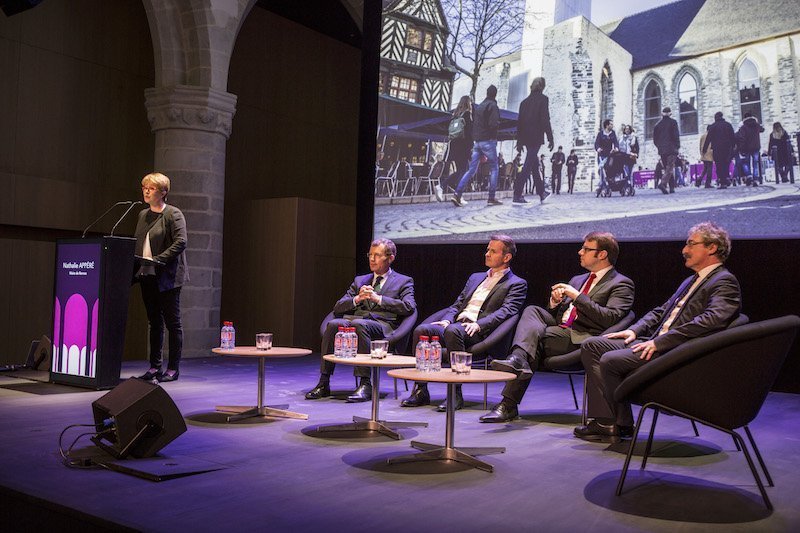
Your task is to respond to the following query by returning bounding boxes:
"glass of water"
[451,351,472,374]
[256,333,273,350]
[370,339,389,359]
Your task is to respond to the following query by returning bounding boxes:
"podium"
[50,237,135,389]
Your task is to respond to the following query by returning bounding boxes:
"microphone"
[110,201,143,236]
[82,201,132,238]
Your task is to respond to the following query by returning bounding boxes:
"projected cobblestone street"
[374,182,800,242]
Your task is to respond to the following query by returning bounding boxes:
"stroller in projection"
[597,152,635,197]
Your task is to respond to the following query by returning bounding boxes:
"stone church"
[471,0,800,190]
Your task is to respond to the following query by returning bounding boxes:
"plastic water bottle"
[346,327,357,358]
[334,326,344,357]
[430,336,442,372]
[220,321,235,349]
[415,336,426,371]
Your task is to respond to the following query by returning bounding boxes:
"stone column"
[145,84,237,356]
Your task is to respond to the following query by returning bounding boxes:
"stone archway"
[140,0,257,355]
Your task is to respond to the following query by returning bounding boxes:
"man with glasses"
[484,232,634,422]
[575,222,741,442]
[306,238,416,403]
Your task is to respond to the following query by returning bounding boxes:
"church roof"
[604,0,800,70]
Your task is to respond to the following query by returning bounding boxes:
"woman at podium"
[133,172,189,383]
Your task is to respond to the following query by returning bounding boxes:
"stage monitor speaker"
[1,0,44,16]
[26,335,51,370]
[91,378,186,459]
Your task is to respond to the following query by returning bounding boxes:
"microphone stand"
[110,201,143,237]
[81,201,131,238]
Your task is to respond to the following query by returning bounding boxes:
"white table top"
[322,353,417,368]
[212,346,311,358]
[387,368,515,384]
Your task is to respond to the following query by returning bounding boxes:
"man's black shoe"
[158,370,179,383]
[573,420,633,443]
[512,197,528,204]
[436,386,464,412]
[400,385,430,407]
[479,402,519,423]
[346,382,372,403]
[658,183,669,194]
[486,198,503,206]
[490,354,532,378]
[305,382,331,400]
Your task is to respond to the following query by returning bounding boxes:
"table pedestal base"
[318,415,427,440]
[387,440,505,472]
[216,405,308,422]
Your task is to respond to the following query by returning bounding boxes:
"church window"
[737,58,762,123]
[644,80,662,140]
[600,65,613,125]
[389,75,420,103]
[678,73,698,135]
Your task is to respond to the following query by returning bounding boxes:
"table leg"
[386,382,503,473]
[317,366,425,439]
[216,357,308,421]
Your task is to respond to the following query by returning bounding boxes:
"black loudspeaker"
[26,335,51,370]
[1,0,44,16]
[91,378,186,459]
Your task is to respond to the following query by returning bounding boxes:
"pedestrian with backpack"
[438,95,473,201]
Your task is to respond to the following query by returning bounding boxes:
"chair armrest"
[384,309,418,355]
[614,315,800,402]
[470,313,521,359]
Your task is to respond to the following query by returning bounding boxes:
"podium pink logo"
[51,294,98,377]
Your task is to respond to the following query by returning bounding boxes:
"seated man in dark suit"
[401,234,527,411]
[575,222,741,442]
[306,238,415,403]
[485,232,634,422]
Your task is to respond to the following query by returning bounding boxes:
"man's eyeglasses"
[684,240,706,247]
[580,246,601,253]
[366,253,387,260]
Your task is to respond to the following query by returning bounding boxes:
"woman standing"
[618,124,639,187]
[768,122,794,183]
[438,95,473,199]
[134,173,189,382]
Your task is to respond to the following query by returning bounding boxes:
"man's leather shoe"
[480,402,519,423]
[138,368,162,381]
[305,383,331,400]
[486,198,503,206]
[436,386,463,411]
[573,420,633,443]
[400,385,430,407]
[490,354,532,378]
[158,370,179,382]
[512,197,528,204]
[346,383,372,403]
[658,183,669,194]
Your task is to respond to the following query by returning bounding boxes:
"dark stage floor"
[1,355,799,531]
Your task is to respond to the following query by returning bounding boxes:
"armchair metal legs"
[616,401,774,510]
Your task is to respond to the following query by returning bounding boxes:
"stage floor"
[1,355,799,531]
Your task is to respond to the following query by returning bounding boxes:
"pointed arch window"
[600,64,613,125]
[678,73,698,135]
[738,58,762,123]
[644,80,662,140]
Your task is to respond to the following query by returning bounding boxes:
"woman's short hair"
[142,173,171,194]
[530,77,546,92]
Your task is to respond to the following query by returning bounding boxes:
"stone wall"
[543,16,632,191]
[632,35,800,170]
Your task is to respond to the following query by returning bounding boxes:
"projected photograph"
[374,0,800,242]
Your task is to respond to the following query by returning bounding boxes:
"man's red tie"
[562,272,596,328]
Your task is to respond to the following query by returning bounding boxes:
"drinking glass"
[370,339,389,359]
[451,351,472,374]
[256,333,273,350]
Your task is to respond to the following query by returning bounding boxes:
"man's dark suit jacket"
[631,265,741,352]
[517,90,553,148]
[133,205,188,292]
[551,269,635,344]
[332,272,416,333]
[442,271,528,336]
